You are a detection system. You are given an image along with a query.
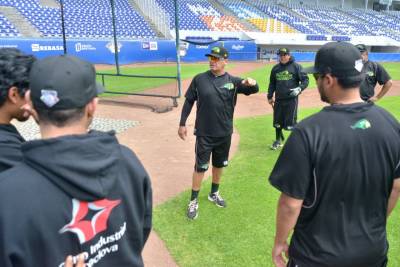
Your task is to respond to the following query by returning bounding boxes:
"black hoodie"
[0,131,152,267]
[0,124,25,173]
[267,57,309,100]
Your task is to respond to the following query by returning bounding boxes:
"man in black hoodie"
[0,55,152,267]
[267,48,309,150]
[0,48,35,172]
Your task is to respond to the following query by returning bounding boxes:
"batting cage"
[56,0,182,112]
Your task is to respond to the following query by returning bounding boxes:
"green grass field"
[153,96,400,267]
[97,62,399,95]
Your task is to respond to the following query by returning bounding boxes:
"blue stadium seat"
[0,0,157,39]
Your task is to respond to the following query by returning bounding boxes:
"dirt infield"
[94,63,400,267]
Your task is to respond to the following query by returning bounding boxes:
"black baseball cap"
[205,46,229,59]
[29,55,104,110]
[277,48,290,55]
[304,42,364,78]
[355,44,367,53]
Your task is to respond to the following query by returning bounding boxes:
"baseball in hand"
[242,78,256,86]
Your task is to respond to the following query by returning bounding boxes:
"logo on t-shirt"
[59,198,121,244]
[223,83,235,90]
[351,119,371,130]
[366,71,374,77]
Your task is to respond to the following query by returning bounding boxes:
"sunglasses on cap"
[208,56,222,62]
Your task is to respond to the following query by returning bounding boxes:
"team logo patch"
[223,83,235,90]
[60,198,121,244]
[212,47,220,53]
[351,119,371,130]
[366,71,374,77]
[354,59,363,73]
[200,163,209,170]
[40,90,59,108]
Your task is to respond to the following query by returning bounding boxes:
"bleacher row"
[0,0,399,42]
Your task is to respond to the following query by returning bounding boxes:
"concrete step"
[128,0,167,38]
[0,6,42,37]
[210,0,259,32]
[38,0,59,8]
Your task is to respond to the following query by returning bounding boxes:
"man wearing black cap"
[355,44,392,102]
[178,46,259,220]
[270,42,400,267]
[0,55,152,267]
[267,47,309,150]
[0,48,35,172]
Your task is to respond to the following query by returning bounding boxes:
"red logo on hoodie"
[59,199,121,244]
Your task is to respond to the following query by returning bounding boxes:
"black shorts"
[273,98,298,129]
[287,256,388,267]
[194,135,231,172]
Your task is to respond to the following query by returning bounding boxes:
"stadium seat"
[0,0,157,39]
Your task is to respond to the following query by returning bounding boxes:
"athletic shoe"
[208,191,226,208]
[187,199,199,220]
[270,140,282,150]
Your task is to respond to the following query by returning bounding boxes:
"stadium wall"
[180,41,257,62]
[0,39,176,64]
[0,38,399,63]
[0,38,257,63]
[282,0,373,8]
[291,52,400,62]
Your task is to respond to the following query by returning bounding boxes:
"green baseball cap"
[277,48,290,55]
[205,46,229,59]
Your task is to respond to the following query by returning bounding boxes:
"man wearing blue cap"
[270,42,400,267]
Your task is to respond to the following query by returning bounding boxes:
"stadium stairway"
[128,0,166,38]
[242,0,298,33]
[0,6,41,37]
[313,21,338,35]
[279,3,308,21]
[278,3,339,35]
[210,0,259,32]
[38,0,59,8]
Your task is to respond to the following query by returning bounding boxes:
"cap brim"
[205,53,224,58]
[96,82,105,95]
[303,65,318,74]
[355,45,367,53]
